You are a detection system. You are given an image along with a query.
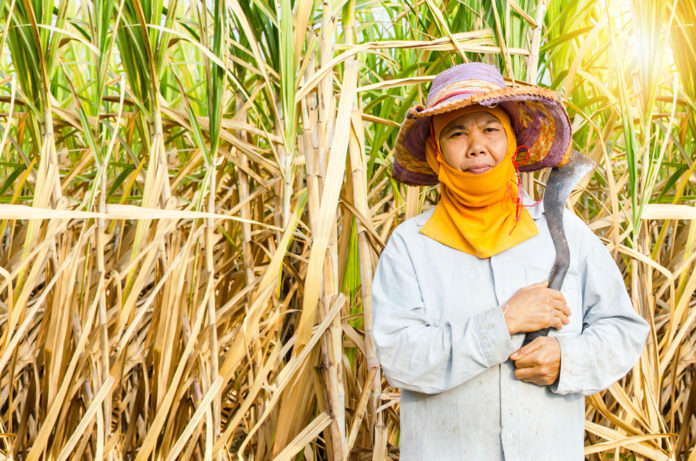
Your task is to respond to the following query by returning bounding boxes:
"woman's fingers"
[545,288,567,303]
[554,306,570,328]
[553,300,571,317]
[510,337,545,361]
[504,282,572,333]
[557,300,569,315]
[511,337,562,385]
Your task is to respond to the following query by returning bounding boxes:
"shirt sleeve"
[551,225,649,395]
[372,231,516,395]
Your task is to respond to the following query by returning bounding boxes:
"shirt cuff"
[473,306,516,367]
[550,335,585,394]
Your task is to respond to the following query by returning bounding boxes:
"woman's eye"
[485,127,498,133]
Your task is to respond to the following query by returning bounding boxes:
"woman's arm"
[372,232,515,394]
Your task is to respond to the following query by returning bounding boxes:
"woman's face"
[438,111,508,174]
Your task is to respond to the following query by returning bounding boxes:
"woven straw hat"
[393,63,572,186]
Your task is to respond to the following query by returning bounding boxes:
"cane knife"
[523,150,595,345]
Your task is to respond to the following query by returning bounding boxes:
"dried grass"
[0,0,695,460]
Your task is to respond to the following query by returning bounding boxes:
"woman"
[372,63,648,460]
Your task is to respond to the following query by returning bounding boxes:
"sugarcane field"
[1,0,696,459]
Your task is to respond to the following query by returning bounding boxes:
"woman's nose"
[467,130,486,156]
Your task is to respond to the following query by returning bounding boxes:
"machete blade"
[524,150,595,345]
[543,150,595,290]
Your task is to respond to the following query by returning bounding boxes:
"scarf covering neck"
[420,106,538,258]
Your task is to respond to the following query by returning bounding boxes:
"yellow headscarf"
[420,106,538,258]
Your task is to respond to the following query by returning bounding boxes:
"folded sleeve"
[372,232,516,395]
[552,227,649,395]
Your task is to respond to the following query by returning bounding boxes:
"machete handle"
[523,328,550,345]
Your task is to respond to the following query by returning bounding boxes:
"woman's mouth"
[466,165,492,174]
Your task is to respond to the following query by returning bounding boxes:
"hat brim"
[393,87,572,186]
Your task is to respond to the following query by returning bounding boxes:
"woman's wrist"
[502,303,517,335]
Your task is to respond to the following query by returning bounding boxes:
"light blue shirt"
[372,196,648,460]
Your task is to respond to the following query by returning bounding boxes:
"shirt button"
[506,432,513,439]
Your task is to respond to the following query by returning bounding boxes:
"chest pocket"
[524,267,583,336]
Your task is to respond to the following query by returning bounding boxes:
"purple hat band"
[426,63,506,108]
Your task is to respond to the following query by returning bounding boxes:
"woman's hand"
[510,336,562,386]
[503,281,570,335]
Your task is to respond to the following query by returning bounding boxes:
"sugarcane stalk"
[205,163,221,447]
[347,108,384,456]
